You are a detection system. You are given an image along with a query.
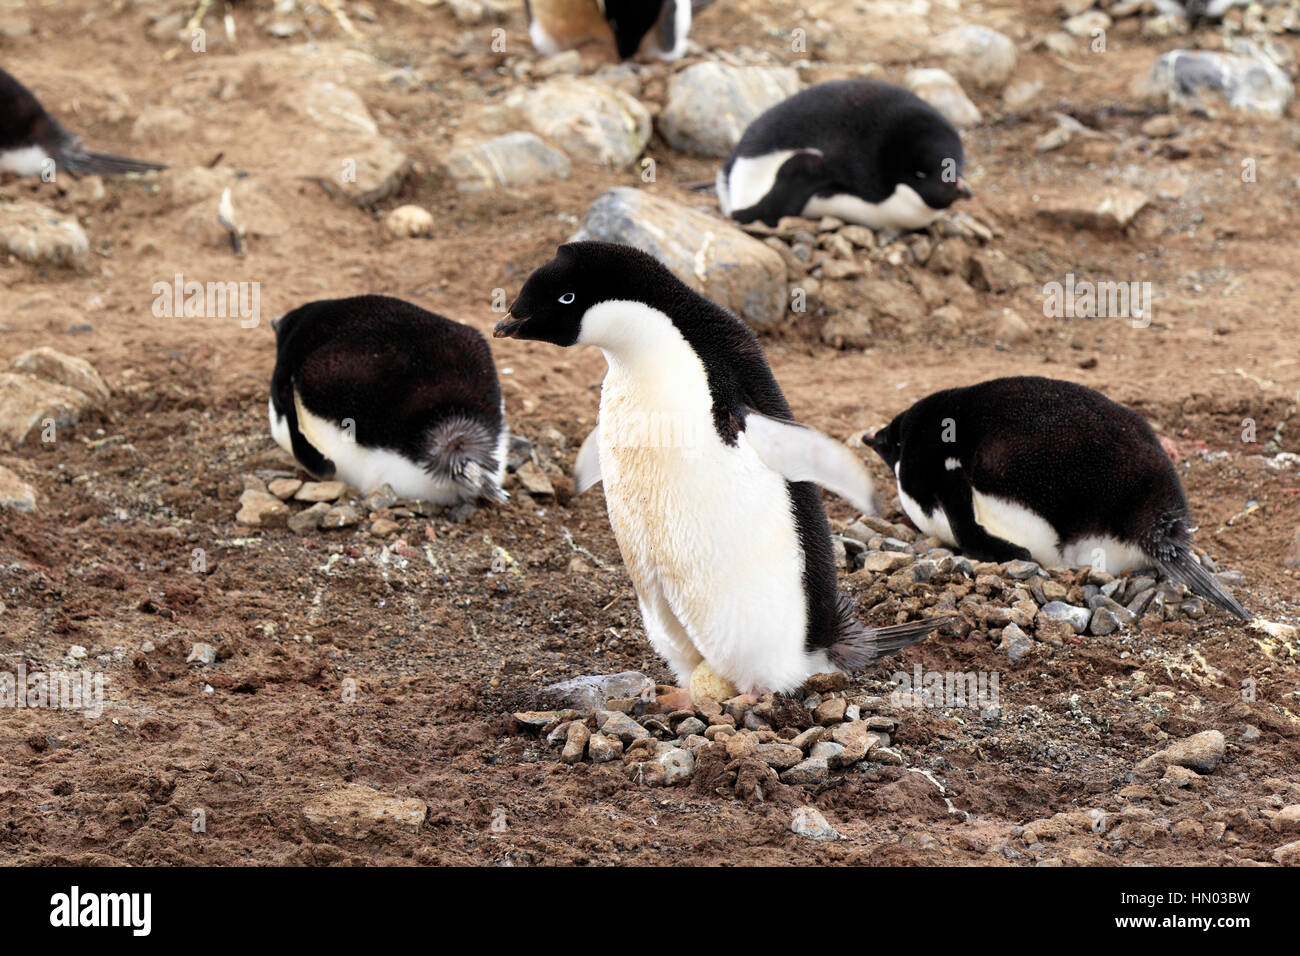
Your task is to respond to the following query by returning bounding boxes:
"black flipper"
[940,477,1033,563]
[827,594,952,671]
[1155,542,1250,621]
[730,151,831,227]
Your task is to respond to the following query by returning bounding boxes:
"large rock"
[0,464,37,513]
[0,202,90,269]
[1037,188,1149,231]
[286,80,408,205]
[443,131,571,190]
[0,372,99,447]
[905,68,981,129]
[657,63,801,157]
[300,784,427,839]
[12,348,111,404]
[573,187,788,330]
[507,78,651,169]
[929,25,1017,92]
[1139,48,1294,118]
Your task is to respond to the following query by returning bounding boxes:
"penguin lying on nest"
[270,295,509,505]
[0,67,164,178]
[865,376,1251,621]
[495,241,948,703]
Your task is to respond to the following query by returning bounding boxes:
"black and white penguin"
[1153,0,1245,21]
[717,78,971,230]
[494,241,946,696]
[525,0,700,62]
[269,295,508,505]
[865,376,1250,620]
[0,67,164,178]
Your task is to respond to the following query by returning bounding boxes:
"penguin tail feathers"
[1155,543,1250,622]
[62,149,166,176]
[426,416,508,504]
[827,595,951,671]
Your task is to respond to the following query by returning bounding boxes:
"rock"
[512,710,561,728]
[516,460,555,496]
[930,25,1017,92]
[814,697,847,725]
[301,784,427,839]
[186,643,218,665]
[830,721,881,766]
[443,132,571,191]
[599,710,650,745]
[1038,188,1149,231]
[267,477,303,500]
[370,518,401,536]
[1063,11,1110,37]
[790,806,839,841]
[573,187,787,330]
[810,741,846,761]
[507,78,650,169]
[658,63,801,157]
[288,502,331,534]
[287,80,408,205]
[543,671,653,709]
[780,756,830,784]
[998,622,1033,663]
[588,732,623,762]
[1270,805,1300,833]
[1273,840,1300,865]
[12,348,110,404]
[659,747,695,785]
[752,743,805,770]
[236,490,290,527]
[994,309,1033,345]
[1039,601,1092,634]
[0,202,90,269]
[859,551,914,573]
[1139,49,1293,118]
[295,480,349,502]
[904,69,981,129]
[384,205,434,238]
[1141,114,1179,138]
[561,721,590,763]
[803,672,848,694]
[1164,730,1226,773]
[322,504,361,529]
[363,484,398,511]
[1003,79,1043,109]
[0,372,100,447]
[969,249,1033,293]
[1090,606,1121,636]
[0,465,37,513]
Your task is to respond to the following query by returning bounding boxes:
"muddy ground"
[1,0,1299,865]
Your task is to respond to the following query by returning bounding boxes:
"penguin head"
[495,241,680,347]
[864,418,902,469]
[887,110,971,211]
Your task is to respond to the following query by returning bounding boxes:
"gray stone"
[288,81,409,205]
[573,187,787,330]
[0,464,37,513]
[507,78,650,169]
[1140,48,1293,118]
[443,132,571,191]
[658,63,800,157]
[659,747,695,785]
[780,756,830,784]
[1165,730,1226,773]
[599,710,651,745]
[790,806,839,841]
[288,502,331,534]
[588,732,623,762]
[752,743,804,770]
[998,622,1034,663]
[1037,188,1150,231]
[543,671,653,709]
[1039,601,1092,634]
[930,25,1017,92]
[1003,559,1041,580]
[904,68,981,129]
[1090,607,1121,636]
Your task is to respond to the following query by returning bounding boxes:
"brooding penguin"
[525,0,700,61]
[494,241,945,697]
[0,67,164,178]
[718,78,971,230]
[269,295,508,505]
[865,376,1250,620]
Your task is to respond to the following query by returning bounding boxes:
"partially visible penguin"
[526,0,710,61]
[494,241,946,697]
[865,376,1250,621]
[0,67,164,178]
[269,295,508,505]
[717,78,971,230]
[1152,0,1247,21]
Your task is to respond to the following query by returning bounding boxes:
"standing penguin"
[865,376,1250,620]
[494,242,945,697]
[525,0,700,61]
[718,78,971,230]
[0,67,164,178]
[269,295,508,505]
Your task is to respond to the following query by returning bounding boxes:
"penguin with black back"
[865,376,1250,621]
[0,67,164,178]
[494,241,947,698]
[269,295,508,505]
[525,0,705,61]
[718,78,971,230]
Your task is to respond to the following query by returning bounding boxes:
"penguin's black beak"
[493,313,527,339]
[955,177,972,200]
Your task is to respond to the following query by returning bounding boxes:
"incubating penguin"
[865,376,1250,620]
[717,78,971,230]
[0,67,164,178]
[269,295,508,505]
[494,242,946,697]
[525,0,700,61]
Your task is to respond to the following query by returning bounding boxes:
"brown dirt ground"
[1,0,1298,865]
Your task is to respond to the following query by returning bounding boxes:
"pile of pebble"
[835,513,1243,662]
[514,669,906,789]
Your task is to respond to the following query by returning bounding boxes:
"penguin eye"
[558,292,575,304]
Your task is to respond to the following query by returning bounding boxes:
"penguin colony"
[3,2,1264,707]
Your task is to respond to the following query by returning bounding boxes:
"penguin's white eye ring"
[559,292,575,304]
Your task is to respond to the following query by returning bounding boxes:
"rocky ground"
[1,0,1300,866]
